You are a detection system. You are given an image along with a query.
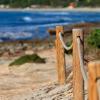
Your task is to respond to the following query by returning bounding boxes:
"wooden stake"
[55,26,66,85]
[88,61,100,100]
[72,29,84,100]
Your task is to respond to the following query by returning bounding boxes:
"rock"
[25,50,34,55]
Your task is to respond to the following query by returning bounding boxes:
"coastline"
[0,7,99,100]
[0,7,100,12]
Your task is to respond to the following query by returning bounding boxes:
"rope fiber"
[59,32,88,84]
[77,37,88,84]
[59,32,73,51]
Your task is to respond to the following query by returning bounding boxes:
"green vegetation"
[87,29,100,49]
[0,0,68,8]
[65,41,72,54]
[0,0,100,8]
[84,29,100,60]
[9,54,46,66]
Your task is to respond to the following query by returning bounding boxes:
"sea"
[0,10,100,42]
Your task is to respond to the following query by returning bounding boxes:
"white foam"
[42,12,70,15]
[34,22,70,27]
[23,16,32,22]
[0,32,33,39]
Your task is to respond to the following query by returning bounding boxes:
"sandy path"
[0,48,73,100]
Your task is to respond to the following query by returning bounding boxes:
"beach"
[0,8,99,100]
[0,7,100,12]
[0,47,74,100]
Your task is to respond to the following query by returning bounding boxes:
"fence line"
[55,26,100,100]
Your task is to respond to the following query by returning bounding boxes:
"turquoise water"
[0,11,100,41]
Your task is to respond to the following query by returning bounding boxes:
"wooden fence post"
[72,29,84,100]
[88,61,100,100]
[55,26,66,85]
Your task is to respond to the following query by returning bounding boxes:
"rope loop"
[59,32,73,51]
[59,32,88,84]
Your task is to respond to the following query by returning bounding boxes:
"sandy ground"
[0,48,73,100]
[0,8,100,12]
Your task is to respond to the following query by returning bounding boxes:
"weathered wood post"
[88,61,100,100]
[55,26,66,85]
[72,29,84,100]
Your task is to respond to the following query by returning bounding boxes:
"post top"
[88,61,100,66]
[72,28,83,31]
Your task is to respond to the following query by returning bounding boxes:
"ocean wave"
[23,16,33,22]
[0,11,100,41]
[21,16,72,24]
[0,32,33,40]
[32,11,70,16]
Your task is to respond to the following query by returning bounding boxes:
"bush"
[65,41,72,54]
[87,29,100,49]
[9,54,46,66]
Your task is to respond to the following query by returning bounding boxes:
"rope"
[59,32,73,51]
[77,37,88,84]
[59,32,88,83]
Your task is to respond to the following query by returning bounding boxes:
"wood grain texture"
[88,61,100,100]
[72,29,84,100]
[55,26,66,85]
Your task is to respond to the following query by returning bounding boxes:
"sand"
[0,48,74,100]
[0,7,100,12]
[0,47,89,100]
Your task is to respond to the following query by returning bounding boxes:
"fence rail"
[55,25,100,100]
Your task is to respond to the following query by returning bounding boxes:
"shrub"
[87,29,100,49]
[65,41,72,54]
[9,54,46,66]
